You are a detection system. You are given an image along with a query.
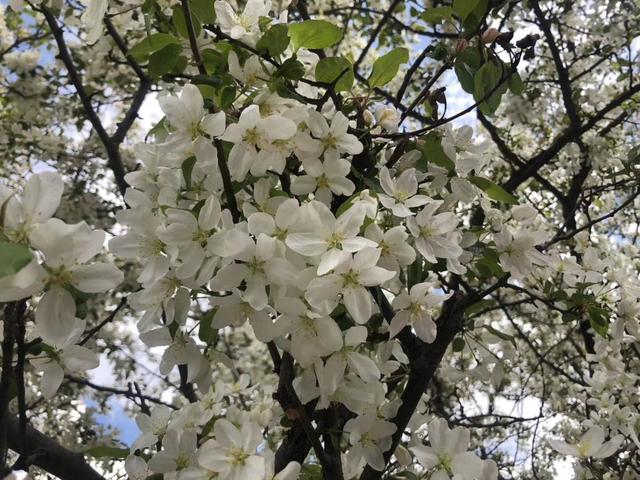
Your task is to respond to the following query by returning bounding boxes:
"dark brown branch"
[39,5,129,196]
[79,297,127,346]
[6,415,106,480]
[178,364,199,403]
[181,0,207,75]
[64,374,176,409]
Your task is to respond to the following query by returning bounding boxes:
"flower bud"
[481,28,501,44]
[394,444,412,467]
[363,109,375,126]
[375,105,400,132]
[455,38,469,53]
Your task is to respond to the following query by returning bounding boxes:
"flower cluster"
[0,172,123,397]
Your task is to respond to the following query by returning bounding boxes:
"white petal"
[22,172,64,223]
[71,263,123,293]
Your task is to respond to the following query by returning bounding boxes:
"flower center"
[46,265,73,288]
[327,232,344,249]
[243,127,262,146]
[438,453,453,473]
[229,448,249,466]
[341,269,360,288]
[247,256,265,275]
[322,134,337,149]
[175,454,191,470]
[317,174,330,189]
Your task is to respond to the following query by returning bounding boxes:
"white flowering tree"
[0,0,639,479]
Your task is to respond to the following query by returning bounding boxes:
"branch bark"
[6,415,106,480]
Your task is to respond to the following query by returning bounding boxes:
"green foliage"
[275,57,306,81]
[315,56,354,92]
[256,24,290,57]
[173,6,201,39]
[468,176,518,204]
[85,446,129,459]
[416,132,455,171]
[421,6,454,24]
[474,247,504,278]
[300,464,323,480]
[508,71,525,95]
[452,336,466,352]
[473,60,509,115]
[199,308,219,344]
[588,305,610,338]
[0,241,33,279]
[202,48,229,74]
[148,43,183,78]
[484,324,517,348]
[129,33,181,62]
[189,0,216,24]
[456,0,489,32]
[182,157,197,190]
[288,20,343,51]
[454,47,483,94]
[368,47,409,88]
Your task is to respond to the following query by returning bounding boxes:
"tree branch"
[6,415,106,480]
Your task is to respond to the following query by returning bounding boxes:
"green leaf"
[484,324,517,348]
[148,42,182,78]
[416,132,455,171]
[182,157,197,190]
[173,5,202,39]
[315,56,354,92]
[215,84,236,109]
[0,241,33,279]
[300,464,323,480]
[199,308,218,343]
[368,47,409,88]
[256,24,290,57]
[468,176,517,204]
[288,20,343,51]
[275,57,305,81]
[460,0,488,32]
[588,305,609,338]
[129,33,181,62]
[473,60,506,115]
[202,49,228,74]
[421,6,453,24]
[147,116,169,142]
[407,259,423,288]
[475,247,504,278]
[454,48,482,94]
[86,446,129,459]
[453,0,481,21]
[452,337,466,352]
[465,299,494,316]
[189,0,216,24]
[508,71,525,95]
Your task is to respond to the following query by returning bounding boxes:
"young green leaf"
[288,20,343,51]
[85,446,129,459]
[275,57,305,81]
[256,24,290,57]
[473,60,508,115]
[421,6,454,24]
[368,47,409,88]
[129,33,181,62]
[0,241,33,279]
[468,176,518,204]
[508,71,525,95]
[314,56,354,92]
[189,0,216,24]
[148,43,183,78]
[173,6,202,39]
